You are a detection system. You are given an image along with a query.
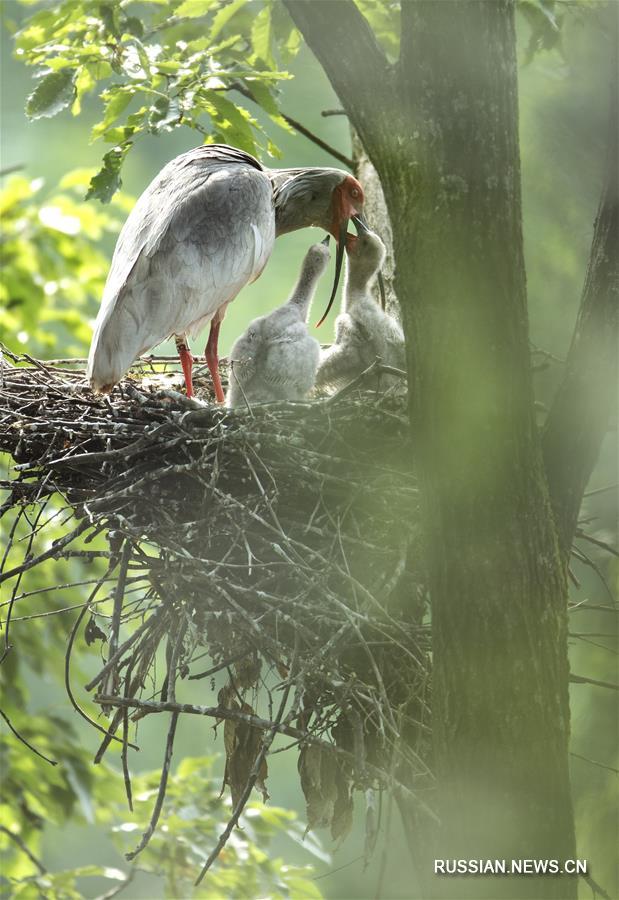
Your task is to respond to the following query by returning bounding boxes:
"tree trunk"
[286,2,578,897]
[392,5,576,896]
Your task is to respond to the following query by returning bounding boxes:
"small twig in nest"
[125,712,179,861]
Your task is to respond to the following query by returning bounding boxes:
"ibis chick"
[226,238,330,407]
[316,227,405,393]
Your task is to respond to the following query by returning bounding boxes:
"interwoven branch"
[0,352,432,852]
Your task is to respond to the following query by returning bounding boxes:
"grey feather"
[226,241,329,407]
[87,147,273,392]
[86,143,353,394]
[315,232,406,393]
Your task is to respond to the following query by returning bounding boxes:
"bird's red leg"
[205,319,225,404]
[175,336,194,398]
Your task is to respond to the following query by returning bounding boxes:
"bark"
[542,24,618,560]
[286,2,581,897]
[351,131,398,318]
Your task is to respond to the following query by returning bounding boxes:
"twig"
[0,824,47,874]
[94,868,136,900]
[125,712,179,861]
[64,576,140,751]
[85,612,162,692]
[0,707,57,766]
[189,651,249,680]
[230,81,354,169]
[102,540,133,707]
[569,673,619,691]
[195,649,298,885]
[570,751,619,776]
[575,529,619,558]
[95,695,438,819]
[583,483,618,498]
[0,164,24,177]
[281,112,354,169]
[122,663,134,812]
[582,872,612,900]
[325,360,407,406]
[0,520,91,587]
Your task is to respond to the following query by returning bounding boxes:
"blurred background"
[1,2,617,897]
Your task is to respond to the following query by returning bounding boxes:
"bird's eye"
[350,187,360,199]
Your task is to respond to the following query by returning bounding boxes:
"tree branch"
[542,30,618,558]
[0,824,47,875]
[283,0,396,159]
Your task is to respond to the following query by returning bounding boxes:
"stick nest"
[0,351,432,855]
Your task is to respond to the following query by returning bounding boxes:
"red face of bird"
[315,175,365,327]
[328,175,365,242]
[272,168,366,326]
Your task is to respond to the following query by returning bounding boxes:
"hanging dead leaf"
[223,700,268,807]
[85,614,107,646]
[298,745,338,831]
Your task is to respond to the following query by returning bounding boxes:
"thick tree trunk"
[286,2,578,897]
[390,5,575,897]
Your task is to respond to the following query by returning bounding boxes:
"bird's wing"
[261,332,320,393]
[101,147,266,310]
[88,149,274,388]
[315,340,362,391]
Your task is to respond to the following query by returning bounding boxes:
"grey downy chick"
[316,228,405,392]
[226,238,330,407]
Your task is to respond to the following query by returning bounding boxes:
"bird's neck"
[343,270,376,311]
[275,205,318,237]
[288,267,322,320]
[271,168,337,236]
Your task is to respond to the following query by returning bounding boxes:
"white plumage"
[226,239,329,408]
[86,144,365,403]
[316,229,406,392]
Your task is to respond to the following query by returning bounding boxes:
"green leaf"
[91,89,134,140]
[26,70,76,119]
[174,0,216,17]
[245,79,291,133]
[200,92,257,154]
[251,4,273,66]
[209,0,248,42]
[86,145,130,203]
[121,16,144,38]
[71,66,96,116]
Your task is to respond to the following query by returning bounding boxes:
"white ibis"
[86,144,365,403]
[316,225,405,391]
[226,237,329,408]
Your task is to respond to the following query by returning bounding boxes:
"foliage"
[0,170,131,355]
[1,2,616,898]
[6,0,599,205]
[9,0,301,201]
[2,755,323,898]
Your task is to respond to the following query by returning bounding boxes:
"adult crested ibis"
[86,144,365,403]
[225,236,329,408]
[316,223,405,391]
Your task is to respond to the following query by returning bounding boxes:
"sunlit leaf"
[26,70,76,119]
[209,0,248,42]
[174,0,216,17]
[86,145,131,203]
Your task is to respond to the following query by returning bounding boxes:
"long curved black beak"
[352,214,386,310]
[316,218,349,328]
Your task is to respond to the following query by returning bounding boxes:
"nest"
[0,349,432,875]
